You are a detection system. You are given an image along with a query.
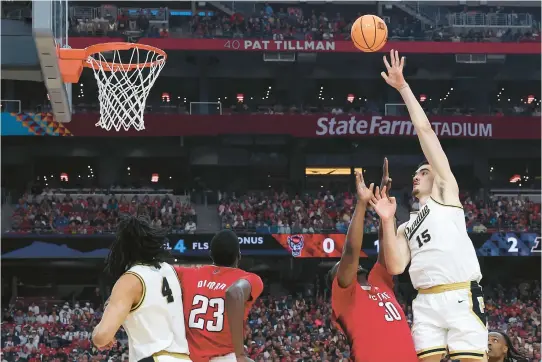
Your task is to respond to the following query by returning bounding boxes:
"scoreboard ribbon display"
[1,232,540,259]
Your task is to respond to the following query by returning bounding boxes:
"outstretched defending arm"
[92,273,143,348]
[381,50,459,195]
[336,172,374,288]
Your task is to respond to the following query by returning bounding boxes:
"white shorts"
[412,281,488,360]
[210,353,237,362]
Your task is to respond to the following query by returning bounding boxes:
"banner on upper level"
[2,112,539,139]
[68,37,540,54]
[1,232,539,258]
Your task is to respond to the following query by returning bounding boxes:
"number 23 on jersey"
[188,295,225,332]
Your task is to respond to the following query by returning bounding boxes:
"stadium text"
[238,236,264,245]
[239,40,335,51]
[315,116,493,138]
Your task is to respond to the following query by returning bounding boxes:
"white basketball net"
[87,47,166,131]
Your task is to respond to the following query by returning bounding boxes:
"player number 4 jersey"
[123,263,189,362]
[405,197,482,290]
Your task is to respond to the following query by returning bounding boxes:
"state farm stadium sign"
[40,113,539,139]
[315,116,493,137]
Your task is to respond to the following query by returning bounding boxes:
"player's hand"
[381,49,407,90]
[379,157,392,197]
[369,186,396,220]
[355,171,375,206]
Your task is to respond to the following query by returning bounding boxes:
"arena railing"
[447,12,533,28]
[71,6,96,20]
[21,188,190,204]
[119,7,169,25]
[45,187,175,194]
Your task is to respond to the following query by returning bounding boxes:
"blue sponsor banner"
[1,232,539,259]
[1,234,287,259]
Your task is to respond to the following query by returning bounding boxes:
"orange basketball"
[351,15,388,52]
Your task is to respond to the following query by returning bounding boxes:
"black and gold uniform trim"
[139,351,191,362]
[468,283,488,329]
[448,350,486,360]
[417,346,447,359]
[418,281,470,294]
[430,196,463,209]
[125,271,146,312]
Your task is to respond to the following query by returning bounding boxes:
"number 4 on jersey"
[162,277,174,303]
[416,229,431,248]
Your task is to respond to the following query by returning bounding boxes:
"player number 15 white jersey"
[404,198,482,290]
[123,263,189,361]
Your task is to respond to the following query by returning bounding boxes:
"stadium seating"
[7,189,197,235]
[219,191,541,234]
[67,4,539,43]
[2,282,540,361]
[6,188,540,235]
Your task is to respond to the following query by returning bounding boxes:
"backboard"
[33,0,72,122]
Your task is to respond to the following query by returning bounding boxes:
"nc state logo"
[287,234,305,257]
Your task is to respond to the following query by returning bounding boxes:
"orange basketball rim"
[57,42,167,132]
[57,42,167,83]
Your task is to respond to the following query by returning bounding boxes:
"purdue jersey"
[404,197,482,290]
[123,263,189,362]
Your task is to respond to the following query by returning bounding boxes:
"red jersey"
[331,262,417,362]
[176,265,263,362]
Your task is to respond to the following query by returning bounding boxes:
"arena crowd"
[67,3,540,44]
[2,282,540,362]
[218,190,541,234]
[8,192,197,235]
[6,188,540,235]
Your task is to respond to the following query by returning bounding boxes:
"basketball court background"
[29,0,412,126]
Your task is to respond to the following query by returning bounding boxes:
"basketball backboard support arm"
[32,0,71,122]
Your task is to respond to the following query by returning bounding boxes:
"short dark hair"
[105,215,170,280]
[417,160,430,169]
[210,229,240,267]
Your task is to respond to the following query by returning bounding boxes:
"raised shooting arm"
[382,50,459,195]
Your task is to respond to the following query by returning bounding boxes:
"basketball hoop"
[58,42,167,131]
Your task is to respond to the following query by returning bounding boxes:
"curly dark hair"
[104,214,170,280]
